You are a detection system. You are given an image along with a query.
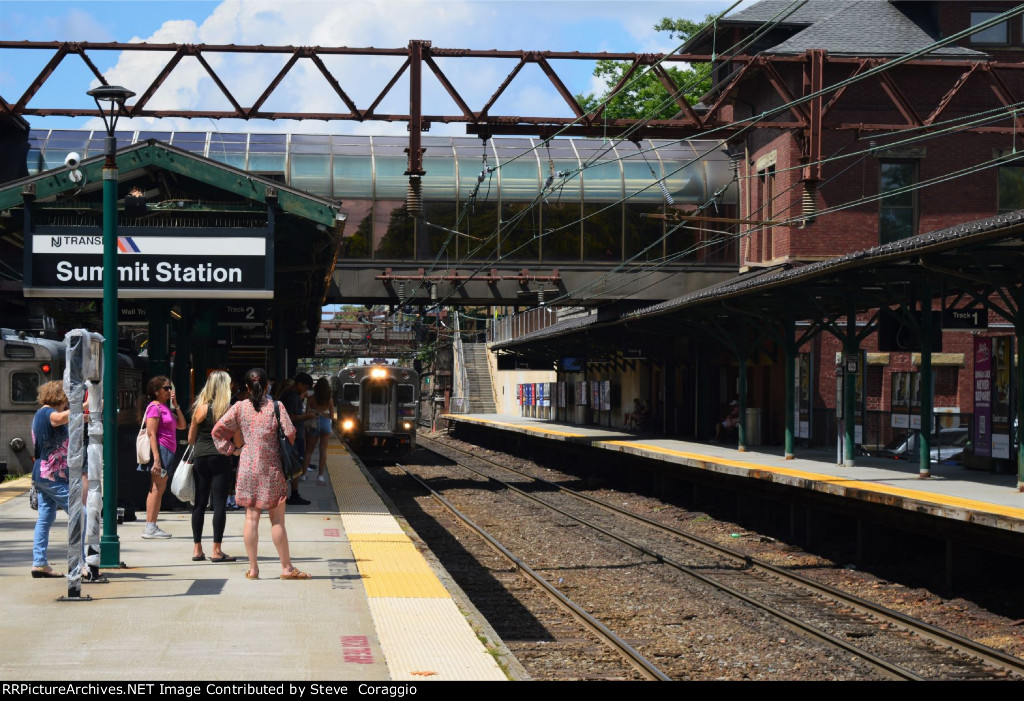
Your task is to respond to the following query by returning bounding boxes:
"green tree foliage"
[576,16,714,120]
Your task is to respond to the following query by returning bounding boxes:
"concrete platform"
[0,438,507,682]
[444,414,1024,535]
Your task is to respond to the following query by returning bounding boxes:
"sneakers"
[316,476,326,485]
[286,494,311,506]
[142,525,171,539]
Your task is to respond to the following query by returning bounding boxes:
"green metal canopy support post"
[1015,287,1024,492]
[918,282,934,479]
[843,305,857,467]
[784,313,796,460]
[736,318,749,452]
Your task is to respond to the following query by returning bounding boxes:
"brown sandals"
[280,568,311,580]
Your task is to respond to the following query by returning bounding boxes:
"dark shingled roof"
[767,1,982,57]
[687,0,985,58]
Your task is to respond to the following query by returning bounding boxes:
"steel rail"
[394,462,671,681]
[421,434,1024,679]
[417,436,920,680]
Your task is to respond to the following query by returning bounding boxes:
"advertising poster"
[795,353,811,438]
[992,336,1012,459]
[557,382,566,408]
[577,381,588,406]
[600,381,611,411]
[591,380,600,410]
[974,337,992,458]
[891,372,910,428]
[909,372,922,430]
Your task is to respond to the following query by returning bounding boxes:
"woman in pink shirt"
[138,375,185,539]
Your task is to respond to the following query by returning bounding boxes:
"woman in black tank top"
[187,371,237,562]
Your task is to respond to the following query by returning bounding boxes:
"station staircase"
[463,342,496,414]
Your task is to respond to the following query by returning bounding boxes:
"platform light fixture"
[87,84,135,570]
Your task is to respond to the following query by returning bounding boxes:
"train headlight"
[342,419,355,432]
[370,367,387,379]
[402,422,411,430]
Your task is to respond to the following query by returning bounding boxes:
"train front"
[336,363,418,453]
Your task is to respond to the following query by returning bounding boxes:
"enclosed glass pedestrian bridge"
[27,130,738,269]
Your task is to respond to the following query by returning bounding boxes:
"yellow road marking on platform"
[0,476,30,505]
[604,441,1024,519]
[349,534,451,599]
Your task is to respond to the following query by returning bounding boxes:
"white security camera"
[65,152,81,169]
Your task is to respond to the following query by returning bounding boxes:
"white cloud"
[77,0,730,133]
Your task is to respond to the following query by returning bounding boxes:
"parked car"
[864,428,970,464]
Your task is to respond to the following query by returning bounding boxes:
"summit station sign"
[24,232,273,299]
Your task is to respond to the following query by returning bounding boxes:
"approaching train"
[334,361,419,454]
[0,328,145,479]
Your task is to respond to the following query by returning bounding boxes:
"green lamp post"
[87,84,134,568]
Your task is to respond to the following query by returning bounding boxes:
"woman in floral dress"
[212,367,310,580]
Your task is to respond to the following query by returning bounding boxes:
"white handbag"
[135,408,152,465]
[171,444,196,504]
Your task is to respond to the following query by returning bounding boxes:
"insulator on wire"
[658,180,675,206]
[407,177,423,217]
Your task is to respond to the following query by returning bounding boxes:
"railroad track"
[411,434,1024,681]
[396,464,670,681]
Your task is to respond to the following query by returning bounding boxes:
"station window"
[997,164,1024,212]
[969,11,1009,44]
[11,372,40,403]
[879,160,917,244]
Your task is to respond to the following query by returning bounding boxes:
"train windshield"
[397,384,415,404]
[342,384,359,402]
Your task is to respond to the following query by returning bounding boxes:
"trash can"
[745,407,763,446]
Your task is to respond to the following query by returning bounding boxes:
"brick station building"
[677,1,1023,464]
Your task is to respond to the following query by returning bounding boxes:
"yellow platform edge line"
[601,440,1024,520]
[350,540,451,599]
[443,414,587,438]
[0,476,31,505]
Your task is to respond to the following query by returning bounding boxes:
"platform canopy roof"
[0,139,345,352]
[493,209,1024,363]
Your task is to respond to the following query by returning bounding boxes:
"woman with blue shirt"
[31,380,72,578]
[138,375,186,539]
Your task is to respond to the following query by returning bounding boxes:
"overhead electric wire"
[490,7,1024,310]
[365,0,813,327]
[362,4,1024,336]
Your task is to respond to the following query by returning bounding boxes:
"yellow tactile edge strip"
[0,476,30,505]
[444,417,1023,523]
[599,440,1024,521]
[442,414,587,438]
[323,437,506,680]
[348,536,451,598]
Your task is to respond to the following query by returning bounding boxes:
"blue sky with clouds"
[0,0,752,134]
